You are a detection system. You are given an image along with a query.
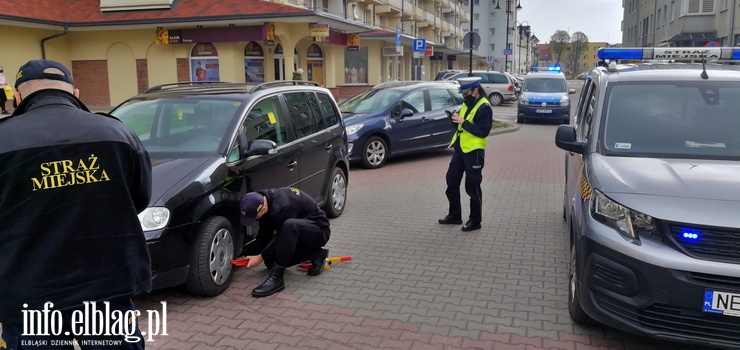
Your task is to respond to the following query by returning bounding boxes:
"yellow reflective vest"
[448,97,490,153]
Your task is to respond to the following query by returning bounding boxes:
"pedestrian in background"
[0,66,9,114]
[238,187,330,297]
[292,67,304,81]
[438,76,493,232]
[0,60,152,349]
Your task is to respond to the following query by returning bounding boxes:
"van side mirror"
[554,125,585,154]
[244,139,277,157]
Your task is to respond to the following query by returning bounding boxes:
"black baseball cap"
[15,60,74,89]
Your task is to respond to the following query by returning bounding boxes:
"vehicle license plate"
[536,109,552,114]
[703,290,740,317]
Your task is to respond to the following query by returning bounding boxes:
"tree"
[549,30,570,66]
[567,32,589,79]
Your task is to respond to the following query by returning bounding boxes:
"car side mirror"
[568,89,576,94]
[555,125,585,154]
[398,108,414,120]
[244,139,277,157]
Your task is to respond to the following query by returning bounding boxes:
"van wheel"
[569,242,593,324]
[323,167,347,218]
[361,136,388,169]
[488,93,504,106]
[186,216,234,296]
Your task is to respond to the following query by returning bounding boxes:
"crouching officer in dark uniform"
[238,187,331,297]
[438,76,492,232]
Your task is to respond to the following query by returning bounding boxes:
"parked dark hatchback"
[110,81,349,296]
[339,81,463,169]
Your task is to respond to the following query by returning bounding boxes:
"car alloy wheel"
[361,136,388,169]
[489,93,503,106]
[323,167,347,218]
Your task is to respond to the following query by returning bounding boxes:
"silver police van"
[556,47,740,349]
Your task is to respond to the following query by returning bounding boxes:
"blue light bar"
[597,47,740,61]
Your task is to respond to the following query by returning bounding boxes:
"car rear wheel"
[488,93,504,106]
[186,216,235,296]
[569,241,593,324]
[323,167,347,218]
[361,136,388,169]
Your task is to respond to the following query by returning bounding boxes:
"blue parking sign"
[413,39,426,52]
[396,26,401,46]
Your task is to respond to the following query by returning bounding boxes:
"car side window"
[577,82,597,141]
[243,96,289,146]
[490,73,508,84]
[315,92,340,128]
[449,89,464,104]
[401,91,426,114]
[429,89,456,110]
[284,92,319,139]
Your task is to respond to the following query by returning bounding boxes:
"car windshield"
[602,82,740,160]
[523,78,566,93]
[338,88,404,114]
[111,98,241,156]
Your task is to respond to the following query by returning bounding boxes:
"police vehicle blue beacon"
[517,66,576,124]
[556,47,740,348]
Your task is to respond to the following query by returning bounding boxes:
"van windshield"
[112,98,241,155]
[523,78,567,93]
[602,82,740,160]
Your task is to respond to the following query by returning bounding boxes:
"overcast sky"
[517,0,623,44]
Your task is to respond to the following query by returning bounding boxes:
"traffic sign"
[503,48,512,56]
[486,55,493,63]
[413,38,426,52]
[396,26,401,46]
[425,46,433,56]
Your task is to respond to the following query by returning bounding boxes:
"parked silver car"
[556,47,740,349]
[443,70,517,106]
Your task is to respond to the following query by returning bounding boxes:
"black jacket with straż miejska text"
[0,89,152,324]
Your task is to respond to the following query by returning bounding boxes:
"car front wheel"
[569,241,593,324]
[361,136,388,169]
[323,167,347,218]
[186,216,235,296]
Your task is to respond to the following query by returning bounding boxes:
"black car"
[339,81,462,169]
[110,81,349,296]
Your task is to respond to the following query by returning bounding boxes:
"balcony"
[375,0,401,13]
[459,11,469,23]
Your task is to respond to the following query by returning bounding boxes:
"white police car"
[517,66,576,124]
[556,47,740,349]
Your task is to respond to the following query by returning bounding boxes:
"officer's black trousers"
[445,148,485,224]
[263,218,330,268]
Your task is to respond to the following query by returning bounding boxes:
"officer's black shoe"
[438,215,463,225]
[1,110,8,115]
[307,248,329,276]
[461,221,481,232]
[252,264,286,297]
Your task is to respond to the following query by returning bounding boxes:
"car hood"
[149,157,212,205]
[592,154,740,226]
[522,92,566,102]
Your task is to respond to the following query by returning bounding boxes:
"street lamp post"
[502,0,521,73]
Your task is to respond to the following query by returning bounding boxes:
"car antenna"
[700,53,709,80]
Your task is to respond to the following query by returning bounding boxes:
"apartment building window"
[724,0,729,10]
[657,9,662,26]
[473,28,479,33]
[489,44,495,51]
[474,14,479,20]
[490,28,495,36]
[684,0,713,15]
[670,1,675,21]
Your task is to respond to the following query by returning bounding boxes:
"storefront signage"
[310,23,330,38]
[347,34,360,51]
[382,46,403,56]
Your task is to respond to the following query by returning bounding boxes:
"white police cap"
[457,76,481,93]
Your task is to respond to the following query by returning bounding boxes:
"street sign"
[486,55,492,63]
[462,32,480,50]
[425,46,433,56]
[503,48,512,56]
[413,38,426,52]
[396,26,401,46]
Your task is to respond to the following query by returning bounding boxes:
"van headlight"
[346,124,364,135]
[591,190,657,240]
[138,207,170,231]
[560,96,570,107]
[519,96,528,105]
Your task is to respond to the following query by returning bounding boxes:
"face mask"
[464,94,476,105]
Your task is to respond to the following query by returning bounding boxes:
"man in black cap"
[238,187,331,297]
[0,60,152,349]
[438,76,493,232]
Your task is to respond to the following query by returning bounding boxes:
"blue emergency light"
[531,66,561,72]
[681,230,701,242]
[597,47,740,61]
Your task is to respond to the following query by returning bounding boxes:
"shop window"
[191,43,220,82]
[244,41,265,83]
[344,47,368,84]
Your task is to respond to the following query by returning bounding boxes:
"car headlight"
[137,207,171,232]
[560,96,570,107]
[519,96,528,105]
[591,190,657,240]
[346,123,364,135]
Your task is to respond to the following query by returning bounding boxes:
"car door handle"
[421,117,429,121]
[325,143,332,152]
[287,160,297,170]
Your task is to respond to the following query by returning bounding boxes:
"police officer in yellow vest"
[438,76,492,231]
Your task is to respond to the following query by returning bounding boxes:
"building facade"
[1,0,475,108]
[470,0,522,72]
